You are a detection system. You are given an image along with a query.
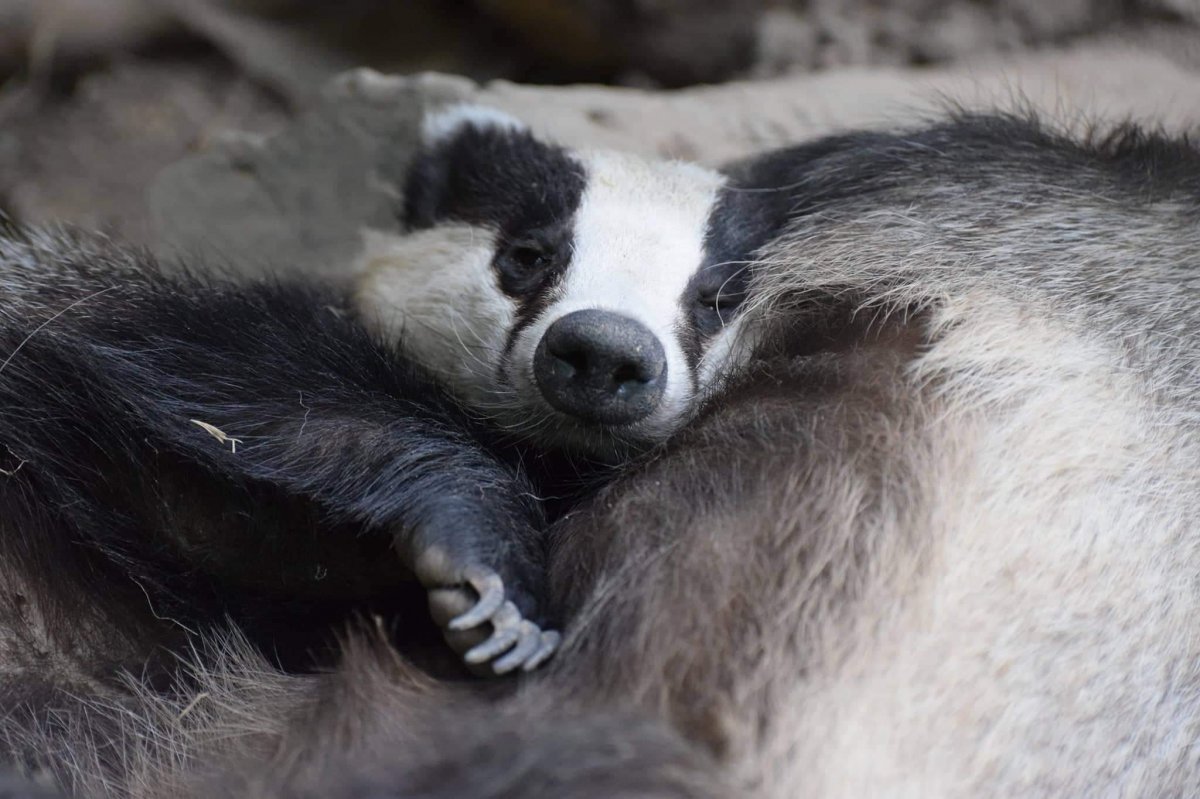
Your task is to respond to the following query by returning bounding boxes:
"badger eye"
[695,289,745,322]
[508,243,552,273]
[495,235,563,297]
[696,291,742,312]
[693,288,746,336]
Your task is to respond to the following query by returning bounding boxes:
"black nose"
[533,309,667,426]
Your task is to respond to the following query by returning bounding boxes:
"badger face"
[355,106,753,456]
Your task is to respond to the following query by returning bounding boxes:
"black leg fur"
[0,227,553,681]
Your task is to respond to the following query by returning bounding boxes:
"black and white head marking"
[355,105,754,456]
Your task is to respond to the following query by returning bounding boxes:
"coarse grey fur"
[4,110,1200,798]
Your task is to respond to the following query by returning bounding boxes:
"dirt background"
[1,0,1198,253]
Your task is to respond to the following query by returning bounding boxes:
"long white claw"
[448,567,505,631]
[521,630,561,672]
[463,602,521,664]
[492,620,542,674]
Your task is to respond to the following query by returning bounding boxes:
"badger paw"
[419,559,559,674]
[431,586,560,674]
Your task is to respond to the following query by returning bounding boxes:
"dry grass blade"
[189,420,243,453]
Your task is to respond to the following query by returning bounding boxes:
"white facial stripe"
[353,226,515,406]
[505,151,728,444]
[566,152,724,320]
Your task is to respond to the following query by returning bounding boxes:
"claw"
[463,602,521,664]
[492,620,543,674]
[448,566,505,631]
[522,630,561,672]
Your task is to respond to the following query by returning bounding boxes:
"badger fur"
[4,109,1200,799]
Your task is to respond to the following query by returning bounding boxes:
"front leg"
[0,271,562,674]
[183,409,565,675]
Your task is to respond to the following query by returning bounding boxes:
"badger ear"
[421,103,527,145]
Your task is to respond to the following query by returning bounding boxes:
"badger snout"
[533,309,667,426]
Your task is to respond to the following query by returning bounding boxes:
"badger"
[7,108,1200,799]
[0,107,761,794]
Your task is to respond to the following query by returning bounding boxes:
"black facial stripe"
[674,313,703,397]
[497,277,566,388]
[676,312,704,375]
[681,176,764,362]
[403,122,586,236]
[502,268,566,360]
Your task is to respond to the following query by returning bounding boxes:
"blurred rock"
[148,31,1200,284]
[0,0,172,72]
[155,0,350,106]
[3,0,1194,97]
[0,58,286,243]
[477,0,763,86]
[477,0,1198,85]
[0,1,525,103]
[751,0,1129,75]
[0,0,524,242]
[159,1,525,107]
[1158,0,1200,22]
[149,71,470,282]
[0,0,294,73]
